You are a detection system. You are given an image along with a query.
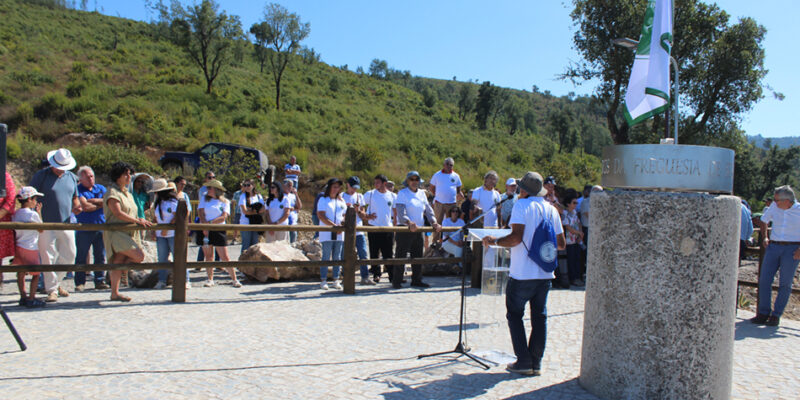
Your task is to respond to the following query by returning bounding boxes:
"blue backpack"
[527,204,558,272]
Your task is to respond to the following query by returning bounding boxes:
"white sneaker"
[203,280,215,287]
[185,282,191,289]
[332,280,343,290]
[361,278,376,285]
[154,282,167,290]
[320,281,329,290]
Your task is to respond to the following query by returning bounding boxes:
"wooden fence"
[739,227,800,312]
[0,201,469,302]
[0,202,795,308]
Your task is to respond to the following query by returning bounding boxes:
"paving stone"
[0,272,798,399]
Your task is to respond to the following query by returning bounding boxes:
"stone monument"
[579,144,740,399]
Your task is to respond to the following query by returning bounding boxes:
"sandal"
[110,295,132,302]
[232,281,242,288]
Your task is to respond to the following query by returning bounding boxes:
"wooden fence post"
[171,200,188,303]
[342,207,357,294]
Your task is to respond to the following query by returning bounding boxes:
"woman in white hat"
[103,162,153,302]
[149,179,191,290]
[197,179,241,288]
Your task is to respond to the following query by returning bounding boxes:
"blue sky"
[97,0,798,138]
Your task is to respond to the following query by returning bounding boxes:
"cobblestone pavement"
[0,270,798,399]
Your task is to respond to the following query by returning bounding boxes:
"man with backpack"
[482,172,565,377]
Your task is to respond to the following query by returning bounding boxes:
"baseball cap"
[347,176,361,189]
[17,186,45,200]
[506,178,517,186]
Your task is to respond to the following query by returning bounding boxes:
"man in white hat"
[499,178,518,228]
[29,148,82,302]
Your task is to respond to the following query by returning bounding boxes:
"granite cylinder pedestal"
[579,190,740,400]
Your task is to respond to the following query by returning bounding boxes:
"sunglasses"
[242,183,251,187]
[408,177,420,181]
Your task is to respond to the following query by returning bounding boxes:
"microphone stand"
[417,195,512,370]
[0,305,26,351]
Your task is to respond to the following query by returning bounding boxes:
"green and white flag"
[624,0,673,126]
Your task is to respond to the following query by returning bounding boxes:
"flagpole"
[672,56,679,144]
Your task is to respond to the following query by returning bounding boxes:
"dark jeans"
[394,231,424,285]
[368,232,394,279]
[506,278,551,370]
[566,243,582,282]
[581,226,589,277]
[74,230,105,285]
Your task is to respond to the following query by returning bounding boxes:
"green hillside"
[0,0,610,190]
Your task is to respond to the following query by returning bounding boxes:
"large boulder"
[238,242,317,282]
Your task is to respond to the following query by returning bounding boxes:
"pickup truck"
[159,142,272,180]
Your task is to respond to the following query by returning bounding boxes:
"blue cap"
[404,171,424,186]
[347,176,361,189]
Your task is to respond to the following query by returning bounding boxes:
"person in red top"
[0,172,17,261]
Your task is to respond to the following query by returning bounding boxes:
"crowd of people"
[1,149,610,304]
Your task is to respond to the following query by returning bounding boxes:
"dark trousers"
[581,226,589,277]
[506,278,550,370]
[566,243,582,282]
[74,230,105,285]
[394,231,424,285]
[368,232,394,279]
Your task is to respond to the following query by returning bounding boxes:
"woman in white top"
[198,180,241,288]
[150,179,191,289]
[441,206,466,259]
[316,178,347,290]
[238,179,265,254]
[265,181,290,243]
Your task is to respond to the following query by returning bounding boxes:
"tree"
[457,84,474,120]
[169,0,242,94]
[251,3,310,110]
[368,59,389,79]
[505,97,525,135]
[475,81,496,130]
[550,108,578,153]
[422,87,437,109]
[564,0,767,145]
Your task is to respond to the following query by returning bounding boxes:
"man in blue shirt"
[74,166,109,291]
[30,148,82,302]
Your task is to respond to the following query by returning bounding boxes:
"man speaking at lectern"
[482,172,565,376]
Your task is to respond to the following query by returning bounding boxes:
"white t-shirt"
[364,189,395,227]
[442,217,466,243]
[200,197,230,223]
[154,198,179,238]
[342,191,366,236]
[396,187,431,226]
[317,196,346,241]
[284,163,301,179]
[12,208,42,250]
[761,202,800,242]
[508,197,564,280]
[197,186,208,209]
[430,170,462,204]
[267,197,291,225]
[472,186,502,227]
[238,193,265,225]
[285,192,298,225]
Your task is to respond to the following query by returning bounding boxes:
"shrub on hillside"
[73,144,162,177]
[349,144,383,172]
